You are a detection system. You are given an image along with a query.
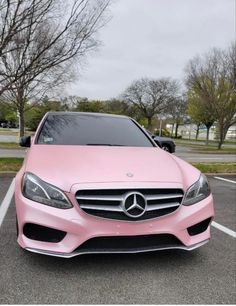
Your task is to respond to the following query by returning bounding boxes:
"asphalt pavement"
[0,135,18,142]
[0,148,26,158]
[174,146,236,163]
[0,175,235,304]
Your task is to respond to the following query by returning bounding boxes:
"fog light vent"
[187,218,212,236]
[23,223,66,242]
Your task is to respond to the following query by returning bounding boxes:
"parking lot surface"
[0,176,235,304]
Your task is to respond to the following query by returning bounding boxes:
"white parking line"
[214,176,236,184]
[0,178,15,227]
[212,221,236,238]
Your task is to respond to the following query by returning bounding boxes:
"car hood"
[24,145,199,192]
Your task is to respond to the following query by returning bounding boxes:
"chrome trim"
[145,194,183,201]
[80,204,123,212]
[76,193,183,202]
[146,202,179,211]
[76,195,122,201]
[80,202,179,212]
[25,239,209,258]
[121,191,147,218]
[76,188,184,221]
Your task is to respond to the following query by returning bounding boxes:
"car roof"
[46,111,129,119]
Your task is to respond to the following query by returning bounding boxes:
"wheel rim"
[162,146,170,152]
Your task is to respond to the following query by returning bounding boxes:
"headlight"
[22,172,72,209]
[183,174,211,206]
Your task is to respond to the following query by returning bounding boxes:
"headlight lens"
[22,172,72,209]
[183,174,211,206]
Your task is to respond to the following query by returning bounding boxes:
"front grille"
[76,188,184,221]
[74,234,182,253]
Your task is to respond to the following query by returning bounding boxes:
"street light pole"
[159,118,162,136]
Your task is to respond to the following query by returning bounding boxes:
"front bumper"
[25,239,210,258]
[15,182,214,258]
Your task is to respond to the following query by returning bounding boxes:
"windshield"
[36,113,154,147]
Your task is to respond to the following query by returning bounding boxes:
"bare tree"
[185,44,236,149]
[187,90,216,144]
[0,0,58,94]
[123,78,180,129]
[167,95,187,138]
[0,0,111,136]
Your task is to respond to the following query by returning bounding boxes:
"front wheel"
[162,144,171,152]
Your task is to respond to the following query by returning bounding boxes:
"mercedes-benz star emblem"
[126,172,134,177]
[122,192,147,218]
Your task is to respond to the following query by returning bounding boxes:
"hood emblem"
[126,172,134,177]
[122,192,147,218]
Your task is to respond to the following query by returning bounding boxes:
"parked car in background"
[16,112,214,258]
[146,131,176,153]
[153,136,176,153]
[0,121,18,128]
[0,122,8,128]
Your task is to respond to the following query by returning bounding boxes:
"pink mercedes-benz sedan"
[15,112,214,257]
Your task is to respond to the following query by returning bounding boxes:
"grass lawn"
[191,148,236,154]
[175,139,236,154]
[175,138,236,145]
[0,158,235,174]
[0,129,34,136]
[191,162,236,174]
[0,157,24,172]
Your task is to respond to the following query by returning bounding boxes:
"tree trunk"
[217,139,223,150]
[171,124,174,137]
[206,126,210,145]
[175,123,179,138]
[147,117,152,130]
[19,109,25,138]
[218,123,229,149]
[205,122,214,145]
[195,124,200,140]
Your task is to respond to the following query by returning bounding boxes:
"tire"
[162,144,171,152]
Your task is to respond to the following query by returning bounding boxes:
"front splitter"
[25,239,210,258]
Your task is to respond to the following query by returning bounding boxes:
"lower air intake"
[23,223,66,243]
[74,234,183,253]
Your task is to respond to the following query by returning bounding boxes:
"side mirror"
[20,136,31,147]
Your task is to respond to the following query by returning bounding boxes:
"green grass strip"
[0,158,235,174]
[191,162,236,174]
[0,157,24,172]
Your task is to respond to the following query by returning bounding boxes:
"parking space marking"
[212,221,236,238]
[214,176,236,184]
[0,178,15,227]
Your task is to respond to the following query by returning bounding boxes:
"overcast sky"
[66,0,235,100]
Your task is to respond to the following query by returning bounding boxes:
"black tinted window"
[36,114,154,147]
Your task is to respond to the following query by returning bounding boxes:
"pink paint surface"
[15,114,214,257]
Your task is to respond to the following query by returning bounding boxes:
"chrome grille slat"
[80,204,123,212]
[76,195,123,201]
[146,194,183,201]
[146,202,180,211]
[76,188,184,221]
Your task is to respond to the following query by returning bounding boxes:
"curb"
[204,173,236,176]
[0,172,17,177]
